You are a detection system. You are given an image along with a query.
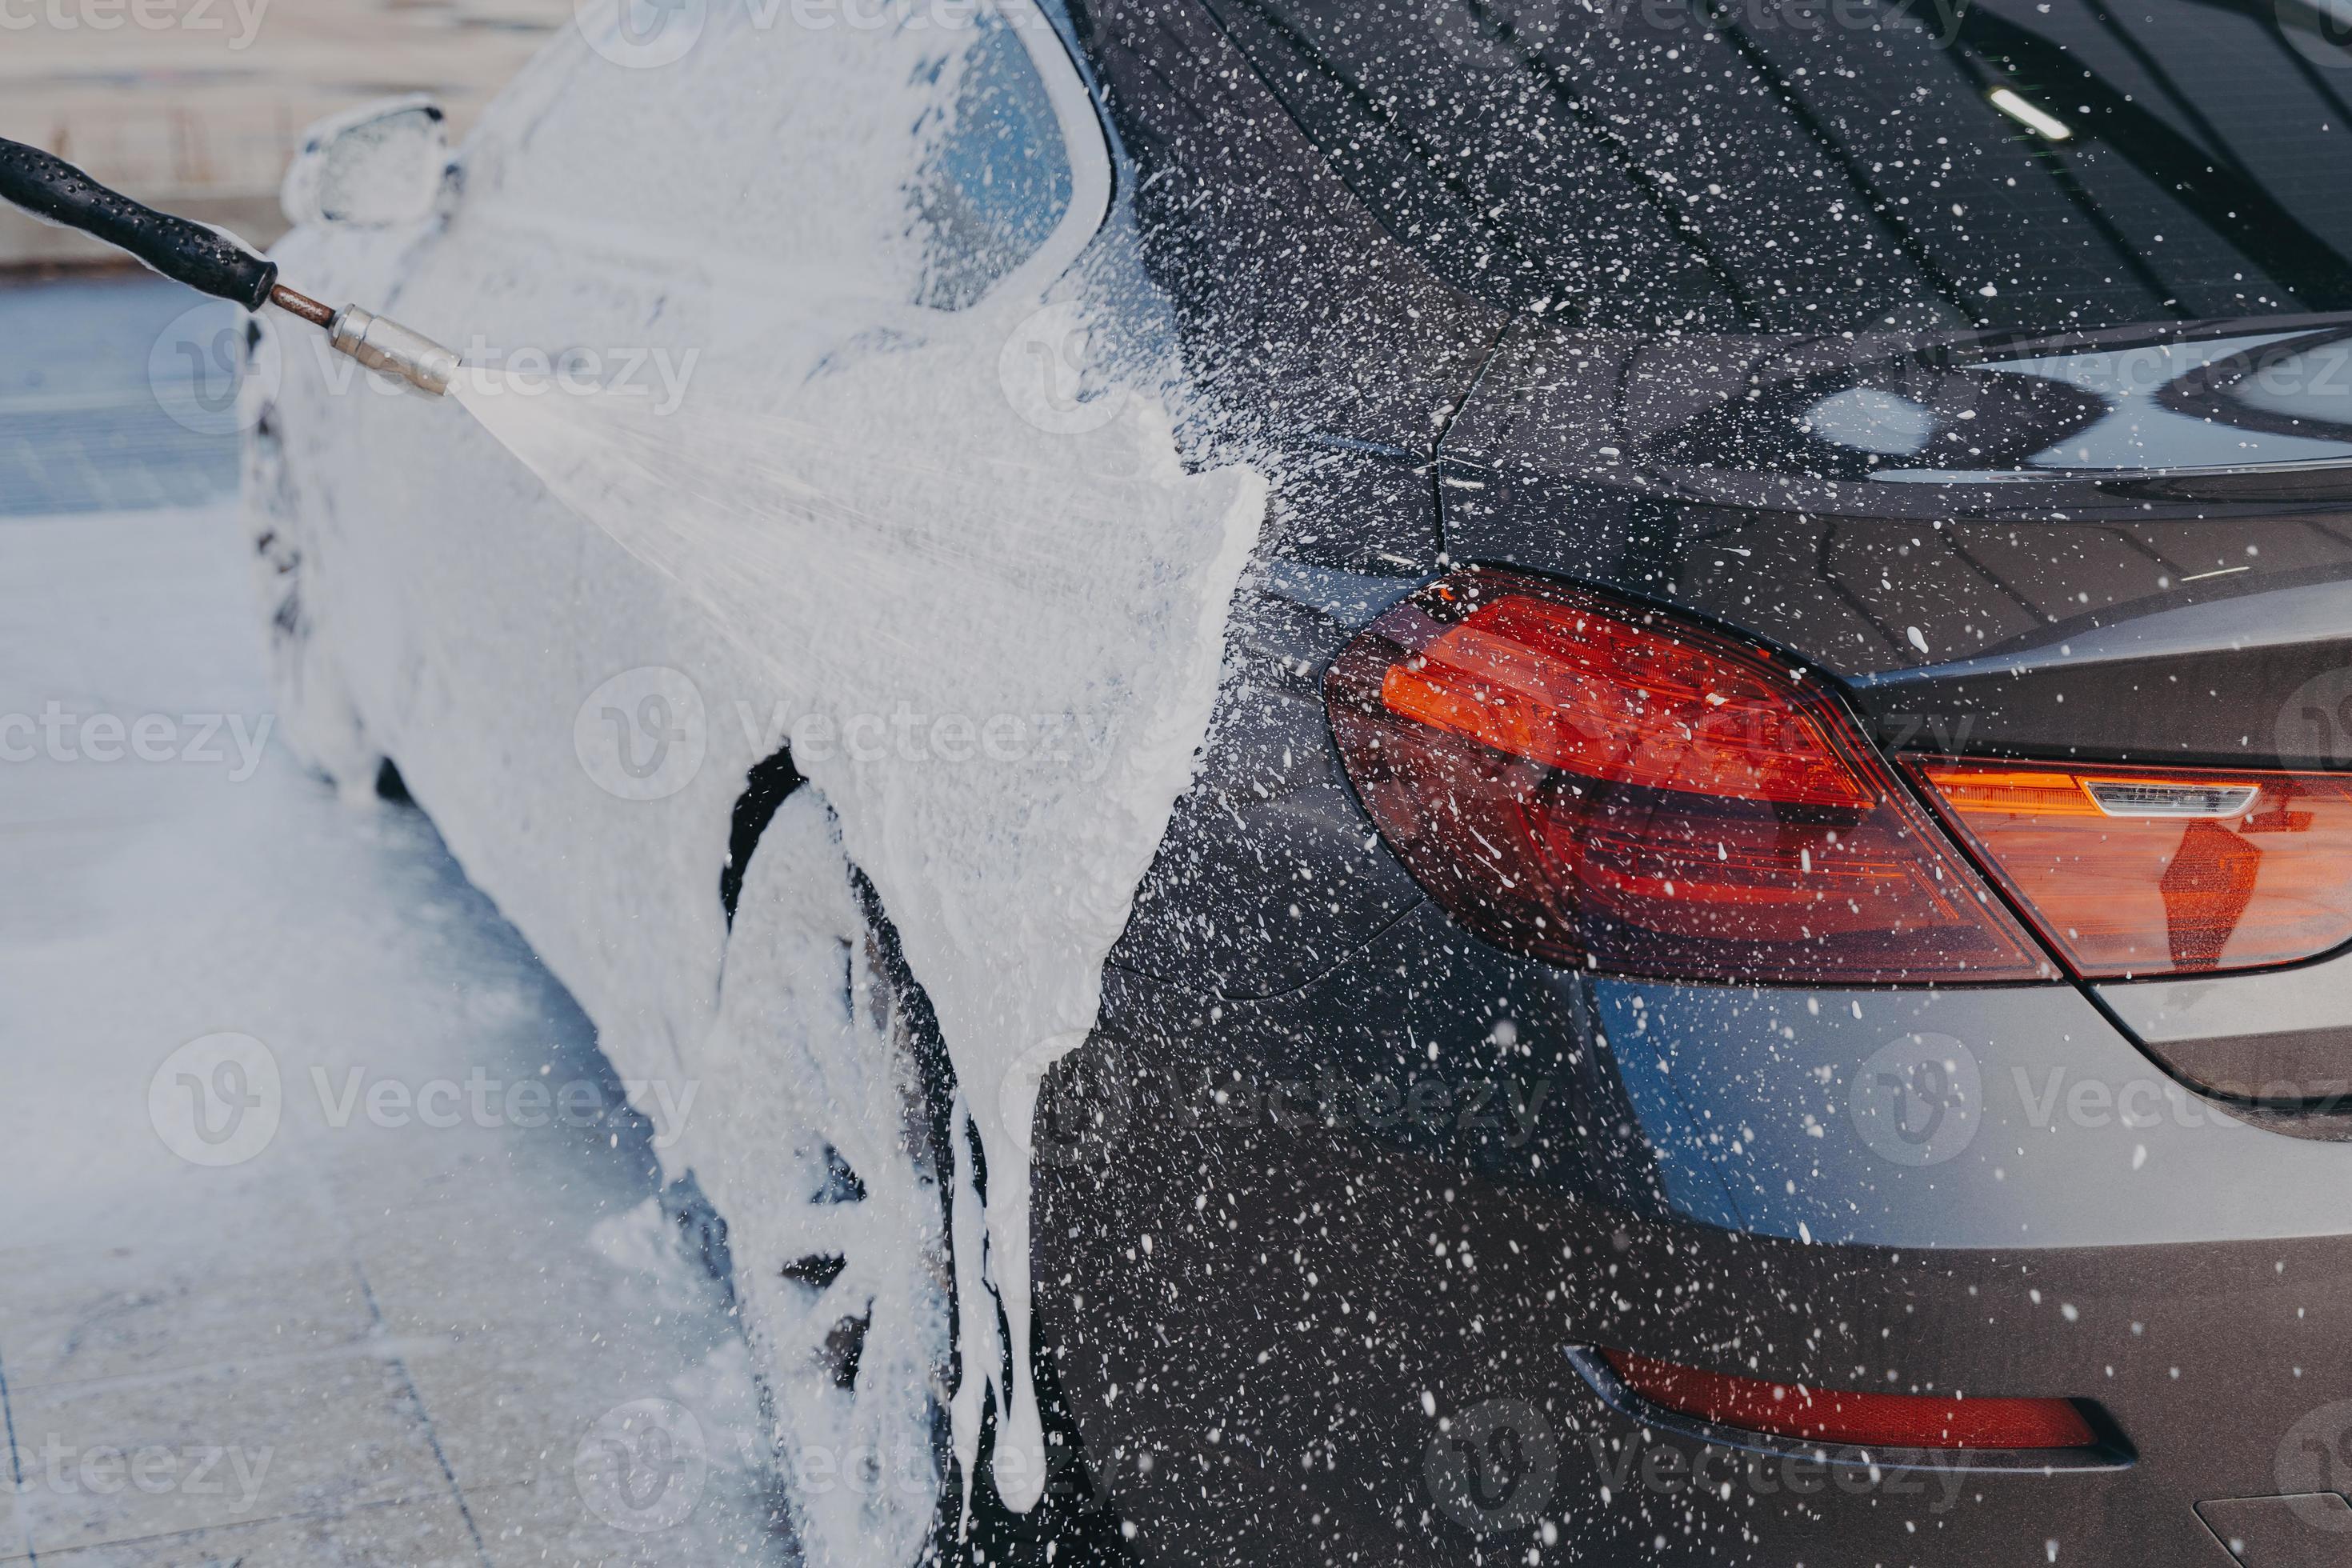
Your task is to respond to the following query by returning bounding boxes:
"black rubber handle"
[0,136,278,311]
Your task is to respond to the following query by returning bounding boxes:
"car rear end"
[1040,530,2352,1565]
[1029,0,2352,1559]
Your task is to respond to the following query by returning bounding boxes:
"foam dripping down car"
[249,0,2352,1562]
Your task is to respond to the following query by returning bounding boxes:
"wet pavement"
[0,276,795,1566]
[0,276,244,518]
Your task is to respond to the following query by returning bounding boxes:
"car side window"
[910,17,1078,312]
[476,0,1106,321]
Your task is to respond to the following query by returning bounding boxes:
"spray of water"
[450,346,1265,1526]
[454,374,1147,681]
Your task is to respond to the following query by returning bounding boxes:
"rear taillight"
[1324,570,2052,985]
[1911,759,2352,979]
[1598,1348,2101,1451]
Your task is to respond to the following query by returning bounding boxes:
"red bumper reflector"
[1324,570,2053,984]
[1911,759,2352,979]
[1602,1348,2098,1450]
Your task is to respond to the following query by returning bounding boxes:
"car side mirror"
[281,96,450,229]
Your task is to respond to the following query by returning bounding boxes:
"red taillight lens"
[1911,759,2352,979]
[1324,571,2051,984]
[1601,1348,2099,1450]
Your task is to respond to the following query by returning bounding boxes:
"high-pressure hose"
[0,135,460,398]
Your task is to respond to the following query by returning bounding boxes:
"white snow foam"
[452,338,1263,1518]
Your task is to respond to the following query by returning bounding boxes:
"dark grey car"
[1026,1,2352,1562]
[247,0,2352,1561]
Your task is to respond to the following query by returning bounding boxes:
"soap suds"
[454,334,1263,1522]
[256,0,1263,1542]
[688,788,958,1562]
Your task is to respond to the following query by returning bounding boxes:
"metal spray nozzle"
[325,302,462,398]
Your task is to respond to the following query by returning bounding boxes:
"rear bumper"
[1033,903,2352,1564]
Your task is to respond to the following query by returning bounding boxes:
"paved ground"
[0,276,795,1566]
[0,278,243,518]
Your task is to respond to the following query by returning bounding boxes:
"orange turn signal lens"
[1601,1348,2100,1451]
[1910,759,2352,979]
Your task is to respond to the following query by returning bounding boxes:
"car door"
[250,0,1115,1095]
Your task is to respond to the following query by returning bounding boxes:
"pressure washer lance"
[0,135,460,398]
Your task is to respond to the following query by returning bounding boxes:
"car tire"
[689,787,961,1567]
[694,782,1134,1566]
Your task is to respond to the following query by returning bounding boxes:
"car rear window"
[1206,0,2352,334]
[911,14,1079,311]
